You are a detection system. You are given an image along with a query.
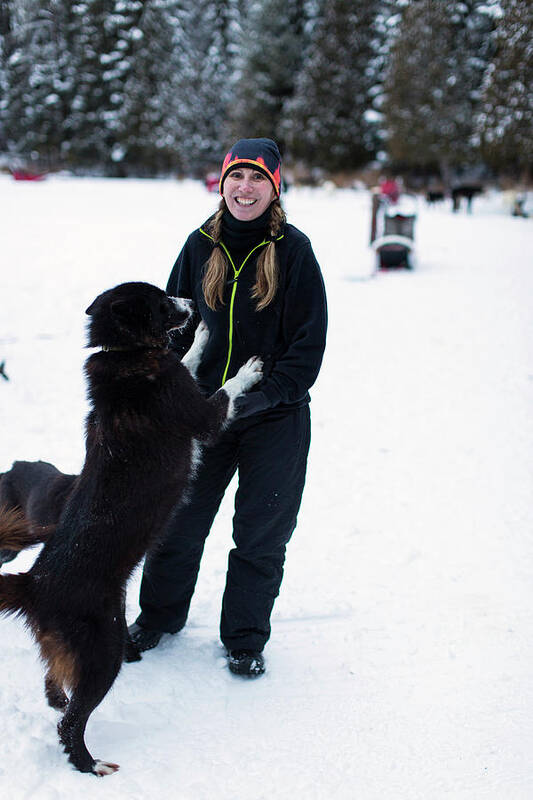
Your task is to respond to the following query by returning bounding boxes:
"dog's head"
[85,282,193,350]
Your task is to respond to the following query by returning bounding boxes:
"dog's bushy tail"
[0,506,31,549]
[0,505,54,552]
[0,572,30,617]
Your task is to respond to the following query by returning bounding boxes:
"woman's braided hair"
[203,199,286,311]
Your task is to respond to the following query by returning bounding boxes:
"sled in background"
[370,187,417,272]
[11,168,47,181]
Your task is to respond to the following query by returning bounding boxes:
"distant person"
[512,191,528,218]
[128,138,328,676]
[380,177,400,204]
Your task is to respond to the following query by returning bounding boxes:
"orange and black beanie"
[219,138,282,196]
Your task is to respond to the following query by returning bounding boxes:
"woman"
[129,138,327,676]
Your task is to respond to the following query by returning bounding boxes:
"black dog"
[426,190,445,205]
[0,461,139,664]
[0,460,144,663]
[451,184,483,213]
[0,460,77,565]
[0,281,262,776]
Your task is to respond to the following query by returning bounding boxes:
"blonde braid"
[202,202,228,310]
[251,200,286,311]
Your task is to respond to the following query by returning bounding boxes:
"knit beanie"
[219,138,282,196]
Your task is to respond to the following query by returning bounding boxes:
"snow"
[1,175,532,799]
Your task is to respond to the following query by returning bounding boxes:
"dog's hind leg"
[57,659,122,776]
[45,671,68,710]
[58,698,119,776]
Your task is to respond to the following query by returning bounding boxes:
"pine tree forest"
[0,0,530,181]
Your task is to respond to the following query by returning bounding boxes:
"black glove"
[233,390,271,419]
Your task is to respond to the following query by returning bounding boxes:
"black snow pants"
[135,405,311,652]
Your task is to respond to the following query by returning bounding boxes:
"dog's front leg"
[181,321,209,380]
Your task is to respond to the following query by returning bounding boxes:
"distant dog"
[451,184,483,213]
[0,460,77,565]
[0,281,262,776]
[426,190,445,205]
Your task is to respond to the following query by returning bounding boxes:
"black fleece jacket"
[166,211,327,417]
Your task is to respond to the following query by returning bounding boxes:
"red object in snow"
[11,169,47,181]
[205,172,220,193]
[380,178,400,203]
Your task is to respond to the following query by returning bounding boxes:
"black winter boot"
[228,649,265,676]
[127,623,164,655]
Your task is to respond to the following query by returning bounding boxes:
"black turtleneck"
[220,206,272,266]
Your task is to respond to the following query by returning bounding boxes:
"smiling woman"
[222,168,275,221]
[128,138,327,678]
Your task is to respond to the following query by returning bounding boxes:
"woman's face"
[222,167,276,221]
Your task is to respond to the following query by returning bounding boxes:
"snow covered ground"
[0,175,532,799]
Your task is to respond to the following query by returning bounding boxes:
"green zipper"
[199,227,284,386]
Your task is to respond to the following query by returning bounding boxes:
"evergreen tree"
[0,0,149,171]
[382,0,495,183]
[65,0,147,171]
[283,0,382,172]
[0,0,403,176]
[477,0,533,177]
[170,0,241,174]
[110,0,181,174]
[0,0,71,166]
[0,0,13,153]
[230,0,309,149]
[368,0,405,152]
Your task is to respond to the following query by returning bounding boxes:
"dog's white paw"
[221,357,263,420]
[93,759,120,776]
[234,356,263,392]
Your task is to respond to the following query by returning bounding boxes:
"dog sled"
[370,189,417,271]
[11,168,47,181]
